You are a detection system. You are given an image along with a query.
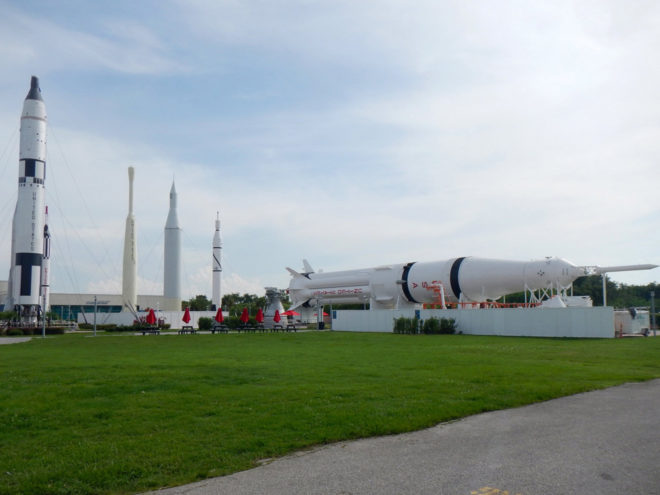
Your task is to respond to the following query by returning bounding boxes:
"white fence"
[332,307,615,338]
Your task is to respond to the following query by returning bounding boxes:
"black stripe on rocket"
[15,252,42,296]
[19,159,46,184]
[401,262,419,304]
[450,257,465,300]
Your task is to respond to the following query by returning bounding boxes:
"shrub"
[395,316,456,335]
[225,316,241,329]
[393,317,420,334]
[198,317,212,330]
[440,317,456,334]
[393,317,407,334]
[422,317,441,334]
[79,323,118,331]
[6,328,25,336]
[45,327,66,335]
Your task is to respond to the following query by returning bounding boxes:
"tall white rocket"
[163,182,182,311]
[6,76,48,323]
[122,167,137,312]
[212,212,222,310]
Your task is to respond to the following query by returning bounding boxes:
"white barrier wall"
[332,307,615,338]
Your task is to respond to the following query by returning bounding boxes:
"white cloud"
[0,5,184,75]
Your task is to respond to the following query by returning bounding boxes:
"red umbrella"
[282,310,300,316]
[146,308,156,325]
[239,307,249,324]
[182,307,191,324]
[273,310,281,323]
[215,307,224,323]
[256,308,264,323]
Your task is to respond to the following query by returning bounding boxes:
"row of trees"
[503,275,658,309]
[182,293,291,317]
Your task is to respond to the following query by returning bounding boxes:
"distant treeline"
[505,275,658,309]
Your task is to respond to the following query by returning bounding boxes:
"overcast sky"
[0,0,658,300]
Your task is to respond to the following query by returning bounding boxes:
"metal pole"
[93,295,97,337]
[602,274,607,307]
[651,290,656,337]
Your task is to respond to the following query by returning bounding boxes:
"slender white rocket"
[40,205,51,315]
[122,167,137,311]
[212,211,222,310]
[163,181,182,311]
[5,76,48,323]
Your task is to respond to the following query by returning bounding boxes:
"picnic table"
[140,328,160,335]
[211,324,228,334]
[178,326,196,334]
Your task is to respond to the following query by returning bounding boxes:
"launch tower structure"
[5,76,49,323]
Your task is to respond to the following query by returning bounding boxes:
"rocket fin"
[287,267,304,278]
[302,259,314,274]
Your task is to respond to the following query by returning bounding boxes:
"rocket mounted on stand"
[5,76,50,323]
[288,257,658,311]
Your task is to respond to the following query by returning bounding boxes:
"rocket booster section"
[40,206,51,314]
[6,76,48,320]
[287,257,657,309]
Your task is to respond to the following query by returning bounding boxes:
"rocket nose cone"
[26,76,43,101]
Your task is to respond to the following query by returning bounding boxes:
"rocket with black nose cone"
[5,76,48,322]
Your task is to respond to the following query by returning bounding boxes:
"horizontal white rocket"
[287,257,658,309]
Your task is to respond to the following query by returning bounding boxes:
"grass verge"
[1,332,659,494]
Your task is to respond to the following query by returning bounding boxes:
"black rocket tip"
[26,75,43,101]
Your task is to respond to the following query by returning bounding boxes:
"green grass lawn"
[1,332,659,495]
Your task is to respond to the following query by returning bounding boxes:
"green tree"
[221,293,267,317]
[182,295,212,311]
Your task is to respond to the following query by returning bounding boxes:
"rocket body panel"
[163,182,181,311]
[122,213,137,309]
[6,77,48,318]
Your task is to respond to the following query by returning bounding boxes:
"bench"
[271,324,284,332]
[211,324,228,334]
[237,325,257,333]
[178,326,196,335]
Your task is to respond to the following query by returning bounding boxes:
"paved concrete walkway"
[147,379,660,495]
[0,337,31,345]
